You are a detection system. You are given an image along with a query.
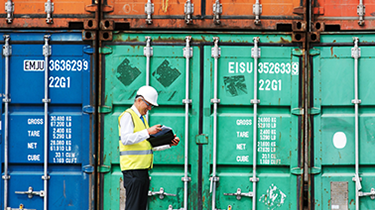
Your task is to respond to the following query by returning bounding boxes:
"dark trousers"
[122,169,150,210]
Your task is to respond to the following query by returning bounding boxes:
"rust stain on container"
[101,0,305,30]
[0,0,98,29]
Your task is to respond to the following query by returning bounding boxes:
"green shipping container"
[98,32,304,210]
[310,33,375,210]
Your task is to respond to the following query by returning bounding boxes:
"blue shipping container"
[0,31,96,210]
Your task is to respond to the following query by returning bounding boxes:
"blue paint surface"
[0,31,94,210]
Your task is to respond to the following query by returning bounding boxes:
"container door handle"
[359,188,375,200]
[15,186,45,199]
[148,187,177,199]
[223,188,254,200]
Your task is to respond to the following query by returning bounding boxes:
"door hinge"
[309,107,320,115]
[98,165,111,173]
[195,134,208,145]
[102,4,114,13]
[309,167,321,175]
[98,106,112,114]
[309,48,320,56]
[83,105,95,114]
[83,45,94,55]
[291,167,303,175]
[99,46,113,55]
[82,165,94,174]
[292,48,304,57]
[313,7,324,15]
[293,6,305,15]
[85,4,98,12]
[291,108,303,116]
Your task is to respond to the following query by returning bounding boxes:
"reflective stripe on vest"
[120,150,153,156]
[118,108,153,171]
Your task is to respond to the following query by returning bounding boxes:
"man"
[118,85,180,210]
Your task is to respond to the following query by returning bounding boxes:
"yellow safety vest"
[118,108,153,171]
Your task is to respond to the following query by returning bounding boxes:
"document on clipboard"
[147,125,175,147]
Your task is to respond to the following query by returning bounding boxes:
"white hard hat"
[136,86,159,106]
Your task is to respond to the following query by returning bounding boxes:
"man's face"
[138,97,153,115]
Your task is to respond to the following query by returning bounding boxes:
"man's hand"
[147,124,162,135]
[170,135,180,146]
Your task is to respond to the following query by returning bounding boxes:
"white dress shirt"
[119,105,170,151]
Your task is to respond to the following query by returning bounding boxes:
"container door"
[99,35,200,210]
[0,32,95,210]
[312,0,375,31]
[311,34,375,209]
[202,35,302,210]
[101,0,305,30]
[205,0,305,30]
[102,0,202,30]
[0,0,97,29]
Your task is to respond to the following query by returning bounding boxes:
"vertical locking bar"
[144,36,153,121]
[184,0,194,24]
[210,37,221,210]
[351,37,361,210]
[212,0,222,25]
[357,0,365,26]
[251,37,261,210]
[45,0,54,24]
[5,0,14,24]
[145,0,154,25]
[253,0,262,25]
[144,36,153,86]
[42,35,51,210]
[182,36,193,210]
[2,35,11,210]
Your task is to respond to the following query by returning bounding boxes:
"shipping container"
[100,0,306,31]
[309,33,375,209]
[98,31,305,210]
[0,0,98,29]
[311,0,375,31]
[0,30,96,210]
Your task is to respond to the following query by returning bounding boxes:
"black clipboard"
[147,126,175,147]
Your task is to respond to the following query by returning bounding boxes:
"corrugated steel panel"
[0,0,98,29]
[311,0,375,31]
[0,30,96,210]
[100,0,306,31]
[98,31,305,210]
[310,33,375,209]
[98,32,201,210]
